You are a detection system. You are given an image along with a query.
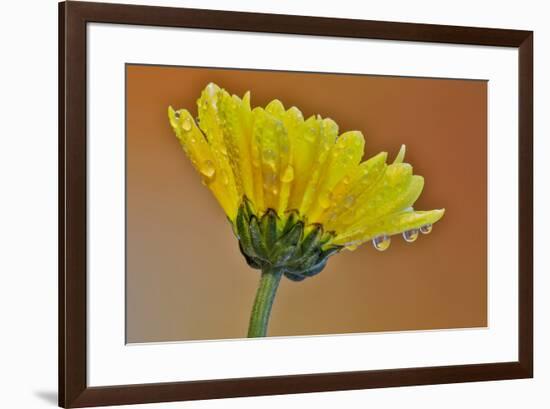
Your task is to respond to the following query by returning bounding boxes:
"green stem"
[247,267,283,337]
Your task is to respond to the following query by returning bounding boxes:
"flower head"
[168,83,444,281]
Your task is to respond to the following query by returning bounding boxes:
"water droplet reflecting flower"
[420,224,433,234]
[402,229,419,243]
[372,235,391,251]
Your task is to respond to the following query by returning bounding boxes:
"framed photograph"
[59,1,533,407]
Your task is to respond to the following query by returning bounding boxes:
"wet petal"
[251,107,289,213]
[333,208,445,246]
[218,90,255,202]
[168,106,238,218]
[308,130,365,222]
[322,152,387,230]
[298,117,339,215]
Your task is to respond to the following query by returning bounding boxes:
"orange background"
[126,64,487,342]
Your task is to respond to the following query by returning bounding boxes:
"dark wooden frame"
[59,1,533,407]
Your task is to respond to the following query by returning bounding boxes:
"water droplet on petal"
[343,195,355,208]
[220,170,230,185]
[280,165,294,183]
[319,192,332,209]
[342,176,350,185]
[420,224,433,235]
[402,229,419,243]
[372,235,391,251]
[200,160,216,179]
[263,149,277,161]
[182,117,192,132]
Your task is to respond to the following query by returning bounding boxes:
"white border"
[87,23,518,386]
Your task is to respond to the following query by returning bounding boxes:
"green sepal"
[235,205,256,259]
[281,210,299,235]
[234,198,342,281]
[239,242,262,269]
[261,209,278,249]
[300,224,323,258]
[249,216,269,261]
[301,259,327,277]
[270,221,304,266]
[284,272,307,282]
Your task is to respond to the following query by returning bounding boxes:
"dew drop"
[343,195,355,208]
[342,176,350,185]
[264,171,277,185]
[220,170,230,185]
[181,117,192,132]
[263,149,277,161]
[402,229,419,243]
[200,160,216,179]
[280,165,294,183]
[319,192,332,209]
[420,224,433,235]
[372,235,391,251]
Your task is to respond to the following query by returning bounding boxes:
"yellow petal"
[322,152,387,230]
[338,163,416,228]
[393,144,406,164]
[168,106,238,219]
[287,115,319,211]
[298,117,338,215]
[251,107,289,213]
[218,90,255,202]
[278,106,304,214]
[308,130,365,222]
[333,208,445,246]
[195,83,240,219]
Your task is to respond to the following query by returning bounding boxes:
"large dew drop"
[200,160,216,179]
[181,117,192,132]
[402,229,419,243]
[420,224,433,235]
[372,235,391,251]
[280,165,294,183]
[319,192,332,209]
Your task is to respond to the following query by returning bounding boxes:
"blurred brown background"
[126,64,487,343]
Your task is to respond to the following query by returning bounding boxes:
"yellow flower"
[169,82,445,337]
[169,82,444,248]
